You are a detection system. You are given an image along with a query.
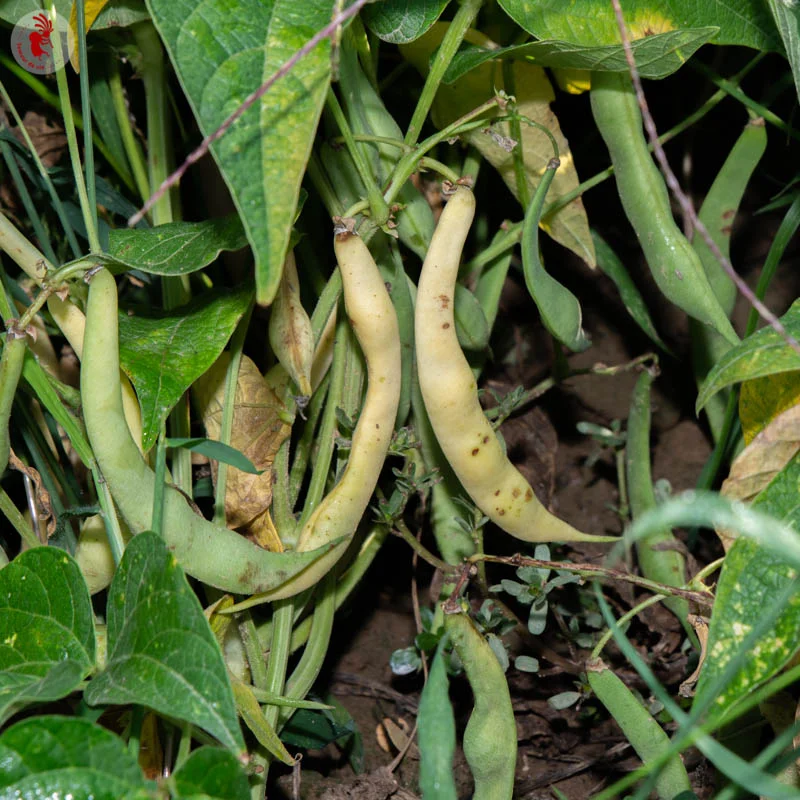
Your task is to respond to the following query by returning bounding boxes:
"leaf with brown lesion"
[194,353,291,549]
[717,403,800,551]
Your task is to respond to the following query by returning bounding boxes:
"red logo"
[11,10,73,75]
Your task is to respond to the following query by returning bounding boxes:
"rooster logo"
[28,13,54,60]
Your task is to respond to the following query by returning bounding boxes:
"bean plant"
[1,0,800,798]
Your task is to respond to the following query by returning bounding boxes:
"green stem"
[76,0,96,232]
[394,518,453,573]
[262,601,295,732]
[502,60,530,208]
[288,372,329,509]
[299,314,349,525]
[213,305,253,526]
[108,57,150,204]
[94,475,126,565]
[386,98,500,205]
[591,593,666,659]
[50,2,100,254]
[403,0,483,146]
[280,573,337,725]
[0,486,40,549]
[0,332,26,473]
[240,612,269,690]
[325,89,390,225]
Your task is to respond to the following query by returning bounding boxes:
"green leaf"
[0,716,146,799]
[146,0,333,304]
[497,0,780,51]
[454,283,490,351]
[231,680,293,765]
[443,28,718,83]
[694,453,800,721]
[84,531,245,755]
[171,746,250,800]
[94,0,150,29]
[167,437,261,474]
[696,299,800,414]
[280,702,357,751]
[118,286,251,451]
[0,547,95,725]
[767,0,800,106]
[107,216,248,276]
[417,643,457,800]
[0,0,70,24]
[362,0,450,44]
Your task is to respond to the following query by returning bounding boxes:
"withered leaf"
[717,403,800,550]
[194,353,291,540]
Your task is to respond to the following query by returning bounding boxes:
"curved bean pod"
[587,658,691,799]
[590,72,738,346]
[295,229,401,571]
[81,267,339,597]
[415,186,614,543]
[444,608,516,799]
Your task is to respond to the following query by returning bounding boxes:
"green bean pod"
[522,158,590,352]
[691,118,766,441]
[444,608,516,799]
[590,72,738,346]
[80,267,340,597]
[0,329,26,473]
[587,658,691,799]
[626,369,690,629]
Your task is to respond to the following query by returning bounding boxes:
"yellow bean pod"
[295,228,401,564]
[415,186,614,544]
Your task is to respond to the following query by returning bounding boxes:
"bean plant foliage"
[1,0,800,797]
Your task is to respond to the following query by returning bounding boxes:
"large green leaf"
[0,716,146,799]
[694,454,800,721]
[145,0,332,305]
[362,0,450,44]
[443,28,718,83]
[696,300,800,414]
[0,547,95,725]
[85,531,245,755]
[0,0,70,24]
[118,287,251,451]
[497,0,780,51]
[108,216,248,276]
[171,747,249,800]
[767,0,800,106]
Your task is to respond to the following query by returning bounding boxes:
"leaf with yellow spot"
[68,0,112,71]
[694,451,800,722]
[740,371,800,445]
[552,68,592,95]
[400,23,595,267]
[193,353,291,543]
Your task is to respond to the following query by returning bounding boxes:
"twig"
[128,0,374,227]
[609,0,800,356]
[470,553,714,609]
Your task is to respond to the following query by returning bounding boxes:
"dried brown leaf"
[194,353,291,537]
[717,403,800,550]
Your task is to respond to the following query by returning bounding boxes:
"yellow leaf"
[193,353,291,541]
[553,68,592,95]
[740,370,800,445]
[69,0,113,72]
[400,24,596,267]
